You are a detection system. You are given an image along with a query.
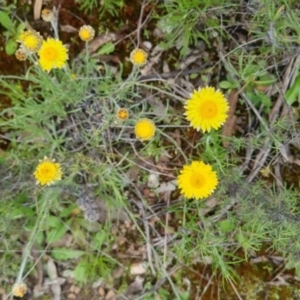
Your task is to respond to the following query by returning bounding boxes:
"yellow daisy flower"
[12,282,27,298]
[38,38,69,72]
[33,156,62,186]
[15,48,27,61]
[134,118,156,141]
[116,108,129,121]
[185,86,229,132]
[129,48,148,66]
[79,25,95,42]
[41,9,54,22]
[17,30,43,53]
[177,161,218,200]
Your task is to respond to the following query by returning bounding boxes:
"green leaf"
[179,291,190,300]
[0,11,13,31]
[219,81,233,89]
[74,260,88,283]
[46,215,62,228]
[46,223,69,244]
[5,39,17,55]
[296,265,300,278]
[254,74,277,86]
[91,229,108,248]
[189,73,198,79]
[97,42,115,55]
[60,204,77,218]
[219,219,235,232]
[285,74,300,105]
[16,22,25,35]
[51,248,85,261]
[35,231,44,246]
[256,90,272,107]
[245,91,259,107]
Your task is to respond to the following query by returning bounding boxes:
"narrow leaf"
[0,11,13,31]
[51,248,84,261]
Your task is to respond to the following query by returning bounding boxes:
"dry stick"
[247,56,298,182]
[218,47,296,182]
[199,273,214,300]
[136,0,153,47]
[228,277,243,300]
[163,193,170,269]
[217,48,270,180]
[274,161,284,193]
[129,195,156,276]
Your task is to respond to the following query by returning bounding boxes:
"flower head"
[34,156,62,186]
[17,30,43,54]
[79,25,95,42]
[12,282,27,298]
[41,9,54,22]
[177,161,218,200]
[184,86,229,132]
[15,48,27,61]
[134,118,156,141]
[38,38,68,72]
[129,48,148,66]
[116,108,129,121]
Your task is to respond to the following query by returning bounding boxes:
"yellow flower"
[38,38,68,72]
[12,282,27,298]
[17,30,43,53]
[134,118,156,141]
[79,25,95,42]
[41,9,54,22]
[177,161,218,200]
[34,156,62,186]
[129,48,148,66]
[185,86,229,132]
[116,108,129,121]
[15,48,27,61]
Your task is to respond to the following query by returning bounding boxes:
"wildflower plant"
[129,48,148,66]
[17,30,43,54]
[12,282,27,298]
[177,160,218,200]
[2,1,300,298]
[15,48,27,61]
[116,108,129,121]
[41,9,54,22]
[38,38,69,72]
[134,118,156,141]
[79,25,95,42]
[33,156,62,186]
[184,86,229,132]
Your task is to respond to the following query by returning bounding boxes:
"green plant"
[0,8,24,54]
[155,0,237,56]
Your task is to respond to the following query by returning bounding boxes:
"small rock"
[105,290,116,300]
[143,41,152,50]
[92,278,103,289]
[147,173,159,188]
[98,287,105,296]
[130,262,147,275]
[67,293,77,299]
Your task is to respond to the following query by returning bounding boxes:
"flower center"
[25,36,38,49]
[44,47,58,61]
[134,53,145,64]
[138,125,150,136]
[190,172,205,189]
[81,30,90,39]
[200,101,218,119]
[41,164,55,178]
